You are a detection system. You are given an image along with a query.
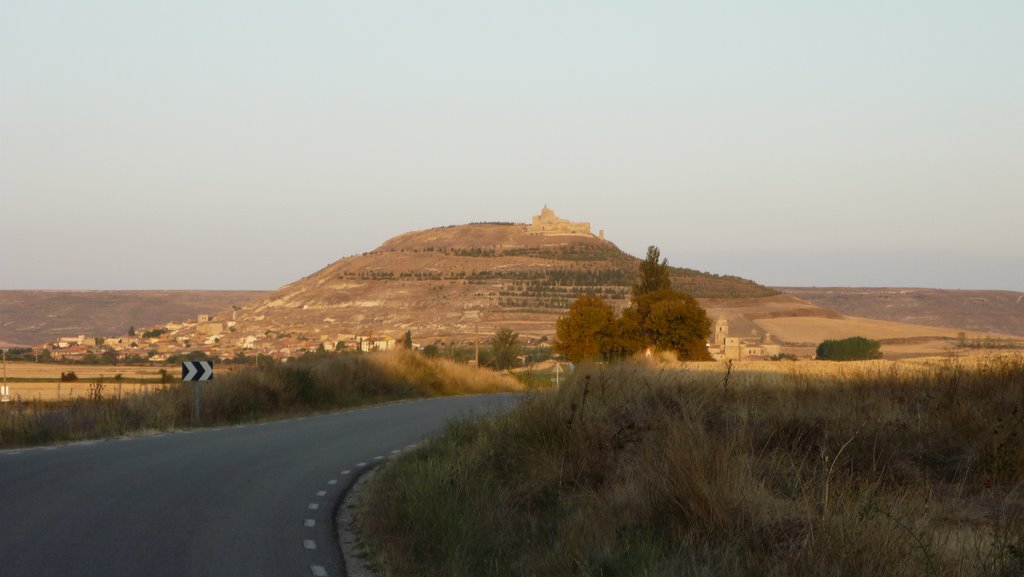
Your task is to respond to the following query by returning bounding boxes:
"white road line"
[373,455,384,461]
[304,519,316,528]
[356,462,366,468]
[327,479,337,485]
[308,503,320,510]
[341,470,351,475]
[303,539,317,550]
[316,490,327,497]
[390,450,401,455]
[311,565,328,576]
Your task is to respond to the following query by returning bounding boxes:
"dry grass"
[361,353,1024,577]
[0,351,520,448]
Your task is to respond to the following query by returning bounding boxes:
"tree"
[128,326,136,337]
[815,337,882,361]
[556,245,712,362]
[490,327,520,370]
[633,245,672,297]
[422,344,440,358]
[402,331,413,350]
[642,294,711,360]
[555,295,619,363]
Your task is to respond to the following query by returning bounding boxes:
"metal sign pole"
[2,349,8,403]
[194,380,201,425]
[182,361,212,424]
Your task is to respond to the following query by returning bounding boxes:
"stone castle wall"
[527,206,592,236]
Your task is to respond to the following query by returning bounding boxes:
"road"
[0,394,519,577]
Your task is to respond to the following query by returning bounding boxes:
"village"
[37,313,780,365]
[41,318,406,364]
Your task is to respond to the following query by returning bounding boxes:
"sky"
[1,0,1021,291]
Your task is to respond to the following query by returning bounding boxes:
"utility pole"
[474,322,480,366]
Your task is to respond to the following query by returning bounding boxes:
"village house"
[56,335,98,348]
[357,336,396,352]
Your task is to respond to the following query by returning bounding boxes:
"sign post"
[1,349,8,402]
[553,362,563,387]
[182,361,214,424]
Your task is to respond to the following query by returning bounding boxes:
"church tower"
[714,318,729,346]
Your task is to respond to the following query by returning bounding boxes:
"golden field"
[664,351,1021,384]
[0,362,208,401]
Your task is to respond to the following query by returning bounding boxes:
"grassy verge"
[361,354,1024,577]
[0,350,520,449]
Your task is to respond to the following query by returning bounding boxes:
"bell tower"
[714,318,729,346]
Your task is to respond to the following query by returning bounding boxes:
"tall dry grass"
[361,354,1024,577]
[0,351,520,449]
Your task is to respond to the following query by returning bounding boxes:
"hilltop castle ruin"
[527,206,603,239]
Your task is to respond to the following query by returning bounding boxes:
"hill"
[0,290,268,347]
[8,211,1018,361]
[205,217,775,348]
[779,287,1024,337]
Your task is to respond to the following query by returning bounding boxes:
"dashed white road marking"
[304,519,316,528]
[390,450,401,455]
[303,539,317,550]
[341,470,351,475]
[373,456,384,461]
[327,479,337,485]
[308,503,320,510]
[311,565,328,576]
[356,462,366,468]
[316,490,327,497]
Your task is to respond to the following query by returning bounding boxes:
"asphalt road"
[0,394,520,577]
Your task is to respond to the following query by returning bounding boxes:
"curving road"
[0,394,519,577]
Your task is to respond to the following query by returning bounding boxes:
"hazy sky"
[2,1,1021,291]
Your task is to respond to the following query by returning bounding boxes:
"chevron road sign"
[183,361,213,424]
[182,361,214,382]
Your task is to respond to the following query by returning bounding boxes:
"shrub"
[816,336,883,361]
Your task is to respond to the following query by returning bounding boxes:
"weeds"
[0,350,520,449]
[362,354,1024,577]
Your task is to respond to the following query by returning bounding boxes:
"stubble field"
[1,362,186,401]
